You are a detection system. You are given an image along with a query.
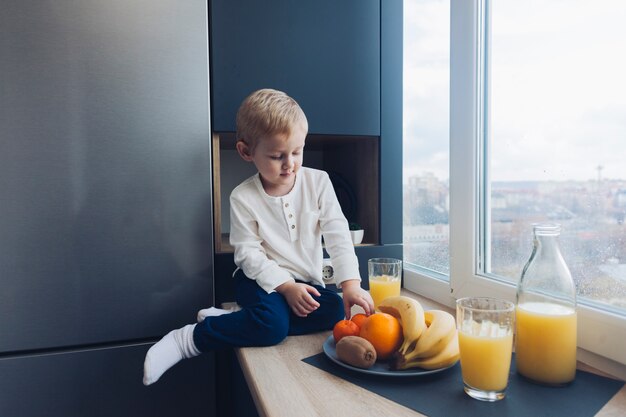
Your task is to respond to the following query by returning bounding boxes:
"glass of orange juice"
[456,297,515,402]
[368,258,402,309]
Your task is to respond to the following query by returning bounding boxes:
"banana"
[377,296,426,355]
[394,330,459,370]
[403,310,456,360]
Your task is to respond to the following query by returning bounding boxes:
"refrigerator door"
[0,0,213,352]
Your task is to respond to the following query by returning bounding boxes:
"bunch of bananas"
[378,296,459,370]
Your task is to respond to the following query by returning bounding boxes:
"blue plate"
[322,335,456,377]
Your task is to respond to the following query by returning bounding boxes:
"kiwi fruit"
[335,336,377,369]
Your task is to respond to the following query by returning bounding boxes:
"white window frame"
[403,0,626,377]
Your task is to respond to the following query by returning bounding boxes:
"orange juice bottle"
[515,223,577,385]
[516,302,577,384]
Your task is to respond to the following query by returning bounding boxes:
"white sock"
[197,306,233,323]
[143,323,200,386]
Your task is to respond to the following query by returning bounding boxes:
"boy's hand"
[340,279,374,319]
[275,281,321,317]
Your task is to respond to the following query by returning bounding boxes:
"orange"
[350,313,368,329]
[332,319,360,343]
[359,312,403,360]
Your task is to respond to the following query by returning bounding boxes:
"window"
[403,0,451,279]
[403,0,626,369]
[488,0,626,316]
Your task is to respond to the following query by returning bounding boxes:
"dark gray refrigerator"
[0,1,216,416]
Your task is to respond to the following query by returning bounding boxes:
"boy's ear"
[236,140,253,161]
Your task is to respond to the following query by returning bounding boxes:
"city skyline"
[402,170,626,312]
[402,169,625,186]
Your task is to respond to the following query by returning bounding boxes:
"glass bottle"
[515,223,577,385]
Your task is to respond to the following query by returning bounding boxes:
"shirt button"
[285,203,289,207]
[288,214,293,218]
[291,225,295,229]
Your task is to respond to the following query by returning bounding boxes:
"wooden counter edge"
[235,348,271,417]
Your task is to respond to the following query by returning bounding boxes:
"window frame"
[403,0,626,375]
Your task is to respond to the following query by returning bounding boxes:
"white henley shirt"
[229,167,361,293]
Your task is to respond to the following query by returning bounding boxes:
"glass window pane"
[488,0,626,315]
[403,0,450,276]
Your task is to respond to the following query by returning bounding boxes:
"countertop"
[233,292,626,417]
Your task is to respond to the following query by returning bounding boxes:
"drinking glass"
[368,258,402,309]
[456,297,515,401]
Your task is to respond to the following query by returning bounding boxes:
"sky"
[403,0,626,184]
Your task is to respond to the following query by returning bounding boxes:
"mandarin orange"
[350,313,368,329]
[332,319,361,343]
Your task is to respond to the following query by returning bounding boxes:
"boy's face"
[237,124,306,197]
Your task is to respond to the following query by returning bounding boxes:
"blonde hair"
[236,89,308,150]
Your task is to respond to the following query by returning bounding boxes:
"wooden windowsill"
[233,290,626,417]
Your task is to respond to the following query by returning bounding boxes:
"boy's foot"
[196,306,234,322]
[143,324,200,386]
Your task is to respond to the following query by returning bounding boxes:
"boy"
[143,89,374,385]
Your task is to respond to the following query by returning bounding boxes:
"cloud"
[403,0,626,183]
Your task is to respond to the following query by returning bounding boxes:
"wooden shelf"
[212,133,380,254]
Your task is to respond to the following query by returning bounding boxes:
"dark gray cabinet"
[210,0,381,135]
[0,344,215,417]
[380,0,403,246]
[1,1,215,415]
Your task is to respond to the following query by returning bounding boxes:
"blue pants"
[193,271,344,351]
